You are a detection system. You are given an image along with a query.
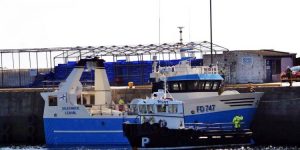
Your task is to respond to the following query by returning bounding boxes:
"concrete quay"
[0,86,300,145]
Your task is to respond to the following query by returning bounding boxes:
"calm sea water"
[0,145,299,150]
[0,145,130,150]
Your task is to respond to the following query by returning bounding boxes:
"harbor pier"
[0,86,300,145]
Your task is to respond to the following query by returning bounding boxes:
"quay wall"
[237,87,300,145]
[0,87,300,145]
[0,90,45,144]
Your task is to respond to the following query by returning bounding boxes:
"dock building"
[203,50,297,84]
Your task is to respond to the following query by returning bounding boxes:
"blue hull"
[184,108,256,128]
[44,117,137,145]
[44,108,256,145]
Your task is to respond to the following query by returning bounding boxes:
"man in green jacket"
[232,115,244,130]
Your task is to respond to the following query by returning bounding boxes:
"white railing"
[85,104,132,116]
[155,65,219,78]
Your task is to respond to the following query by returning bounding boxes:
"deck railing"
[185,122,246,131]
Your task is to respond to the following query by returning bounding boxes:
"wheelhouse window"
[212,82,220,90]
[129,104,138,115]
[168,80,221,92]
[157,105,167,113]
[77,96,81,104]
[90,95,95,105]
[186,81,198,90]
[179,82,186,91]
[168,104,178,113]
[139,105,147,114]
[172,82,180,91]
[83,97,87,105]
[80,94,95,106]
[147,105,154,113]
[204,81,213,90]
[49,96,57,106]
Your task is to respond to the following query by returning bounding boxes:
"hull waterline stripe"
[53,130,123,133]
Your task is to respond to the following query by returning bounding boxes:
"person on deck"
[232,115,244,130]
[118,97,125,111]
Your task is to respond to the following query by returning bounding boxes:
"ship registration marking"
[196,105,216,113]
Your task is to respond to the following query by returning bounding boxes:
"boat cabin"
[128,97,185,129]
[152,74,223,93]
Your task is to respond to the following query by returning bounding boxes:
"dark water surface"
[0,145,300,150]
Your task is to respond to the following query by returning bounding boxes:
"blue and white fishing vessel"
[42,56,263,145]
[123,95,253,149]
[41,57,186,145]
[150,58,264,129]
[41,57,139,145]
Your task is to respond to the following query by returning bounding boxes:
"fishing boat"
[123,95,253,149]
[150,57,264,129]
[41,56,262,145]
[41,57,138,145]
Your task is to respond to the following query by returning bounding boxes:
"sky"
[0,0,299,68]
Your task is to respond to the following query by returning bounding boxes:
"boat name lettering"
[196,105,216,113]
[157,100,168,104]
[62,107,79,110]
[65,111,76,115]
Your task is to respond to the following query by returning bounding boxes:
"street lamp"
[210,0,213,66]
[178,26,184,44]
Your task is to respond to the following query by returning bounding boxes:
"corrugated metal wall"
[0,69,49,88]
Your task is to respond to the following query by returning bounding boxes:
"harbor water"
[1,145,300,150]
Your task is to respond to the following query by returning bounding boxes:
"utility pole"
[210,0,213,66]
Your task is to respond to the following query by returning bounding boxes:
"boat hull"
[184,107,256,129]
[43,117,137,145]
[123,123,253,149]
[43,107,255,145]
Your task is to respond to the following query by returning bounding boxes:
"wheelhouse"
[152,74,223,93]
[129,99,184,115]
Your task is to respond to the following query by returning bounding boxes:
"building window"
[49,96,57,106]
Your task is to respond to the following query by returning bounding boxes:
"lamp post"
[178,26,184,44]
[210,0,213,66]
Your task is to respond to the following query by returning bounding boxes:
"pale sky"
[0,0,299,68]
